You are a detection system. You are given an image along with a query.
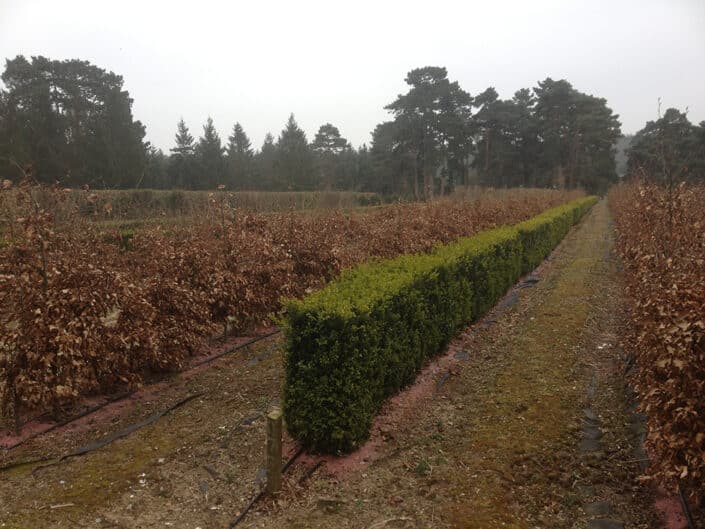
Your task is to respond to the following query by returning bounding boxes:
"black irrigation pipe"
[220,411,265,450]
[282,445,305,474]
[227,490,265,528]
[678,485,696,529]
[3,329,282,451]
[191,329,282,369]
[298,460,324,484]
[3,389,138,451]
[0,454,49,473]
[227,445,305,529]
[1,392,204,474]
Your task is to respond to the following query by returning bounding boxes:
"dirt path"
[0,200,658,529]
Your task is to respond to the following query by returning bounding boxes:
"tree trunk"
[484,131,491,173]
[424,168,432,201]
[416,150,423,201]
[412,154,420,201]
[13,382,20,436]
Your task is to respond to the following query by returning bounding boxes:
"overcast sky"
[1,0,704,151]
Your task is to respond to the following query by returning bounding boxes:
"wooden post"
[266,407,283,495]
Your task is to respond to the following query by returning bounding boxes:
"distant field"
[20,186,571,226]
[26,188,383,223]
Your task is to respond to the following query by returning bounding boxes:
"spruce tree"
[255,132,277,190]
[276,114,315,190]
[168,118,196,188]
[195,117,224,189]
[172,118,195,156]
[226,122,254,189]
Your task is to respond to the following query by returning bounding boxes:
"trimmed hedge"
[283,196,598,453]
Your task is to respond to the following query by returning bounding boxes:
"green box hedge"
[283,196,598,453]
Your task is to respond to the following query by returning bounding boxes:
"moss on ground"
[2,422,178,528]
[442,253,600,528]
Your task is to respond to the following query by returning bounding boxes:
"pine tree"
[0,55,147,186]
[168,118,196,188]
[511,88,541,187]
[171,118,195,156]
[143,145,168,188]
[255,132,277,190]
[226,122,254,189]
[276,114,315,190]
[369,120,411,195]
[529,78,621,193]
[195,117,224,189]
[311,123,348,190]
[311,123,347,155]
[628,107,704,184]
[385,67,472,198]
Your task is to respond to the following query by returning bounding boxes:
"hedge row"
[282,196,598,453]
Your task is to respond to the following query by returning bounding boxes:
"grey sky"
[1,0,704,151]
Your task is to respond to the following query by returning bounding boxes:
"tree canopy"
[0,55,146,186]
[384,67,473,198]
[226,122,254,189]
[274,114,315,190]
[167,118,196,188]
[626,107,705,183]
[195,117,224,189]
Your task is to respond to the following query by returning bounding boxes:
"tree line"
[155,114,364,192]
[0,55,660,195]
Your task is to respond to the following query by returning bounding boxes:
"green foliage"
[0,55,147,186]
[195,117,225,189]
[167,118,198,189]
[312,123,348,156]
[282,196,598,453]
[473,87,542,188]
[101,229,135,251]
[226,122,254,189]
[167,117,227,190]
[370,72,621,197]
[275,114,316,190]
[627,108,705,183]
[472,78,621,194]
[253,132,277,190]
[535,79,622,194]
[368,121,411,195]
[143,146,169,188]
[515,197,598,274]
[311,123,351,190]
[385,66,473,198]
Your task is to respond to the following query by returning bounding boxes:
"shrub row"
[610,183,705,502]
[283,196,598,453]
